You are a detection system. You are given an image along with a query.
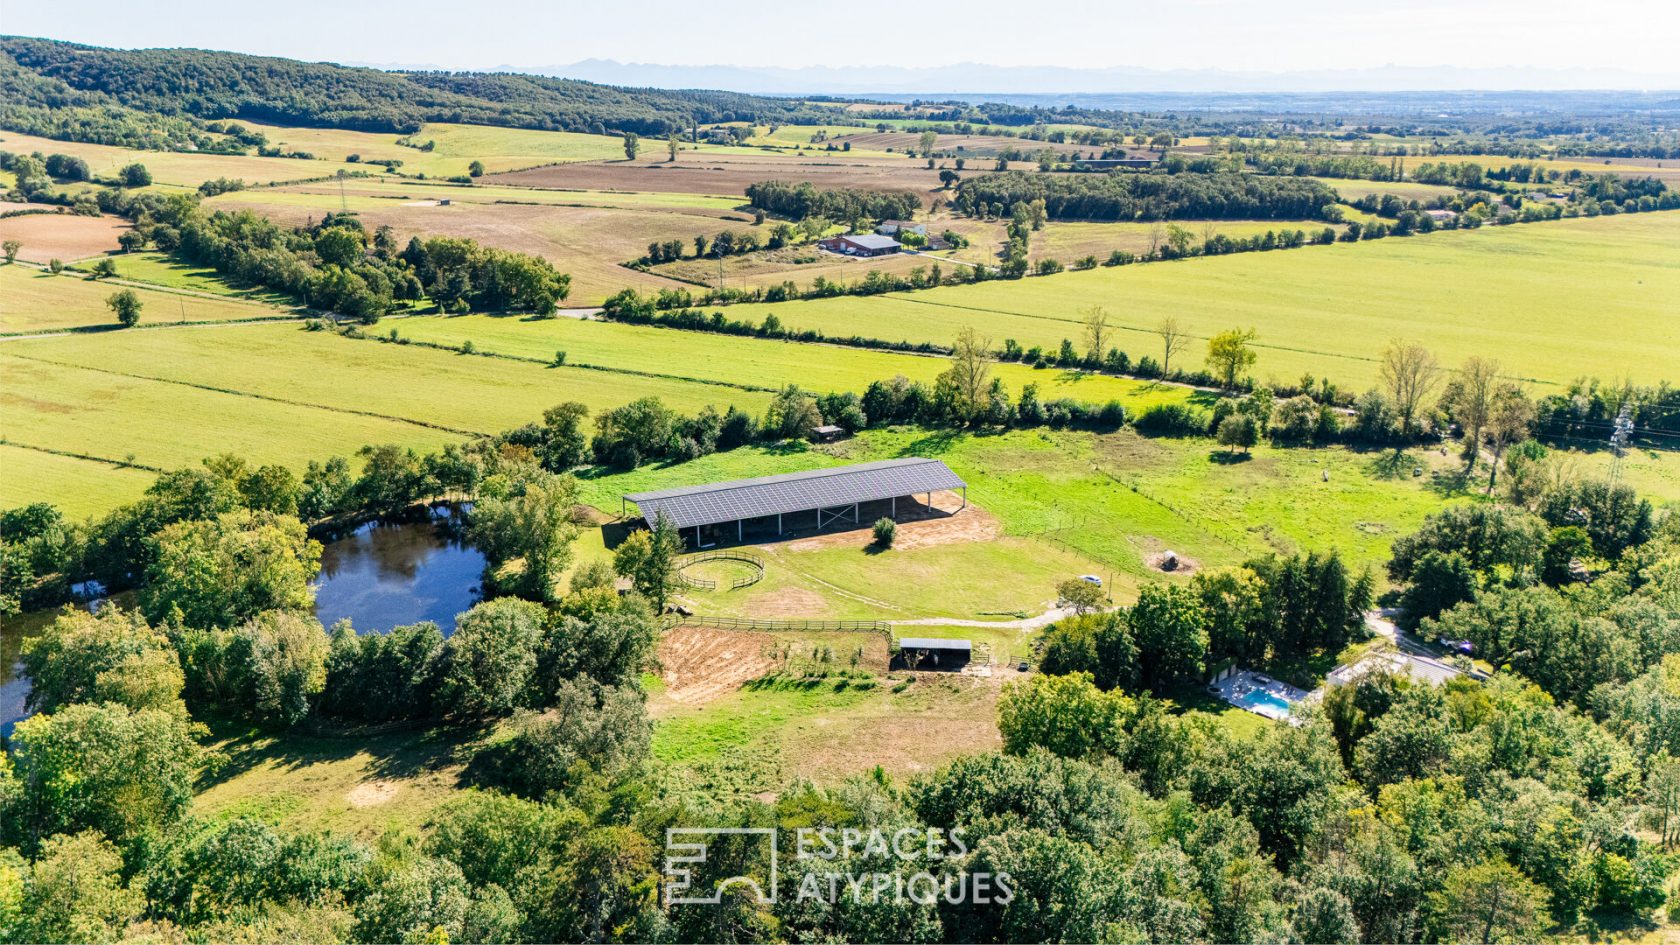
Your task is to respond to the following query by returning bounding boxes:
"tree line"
[954,170,1341,222]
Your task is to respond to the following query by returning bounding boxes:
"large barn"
[816,233,902,257]
[622,457,966,548]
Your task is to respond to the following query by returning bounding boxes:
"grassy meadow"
[389,313,1198,410]
[723,212,1680,391]
[0,263,289,334]
[0,130,373,190]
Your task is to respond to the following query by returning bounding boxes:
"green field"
[721,212,1680,391]
[579,426,1476,597]
[0,444,155,518]
[1031,218,1338,262]
[1,325,775,515]
[0,130,373,190]
[96,252,299,305]
[390,313,1198,410]
[0,264,289,334]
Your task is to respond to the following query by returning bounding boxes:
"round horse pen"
[676,549,766,591]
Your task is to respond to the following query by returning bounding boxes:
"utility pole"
[1609,403,1634,487]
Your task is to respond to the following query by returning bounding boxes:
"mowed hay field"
[1030,218,1338,262]
[390,313,1198,410]
[238,121,629,178]
[206,186,753,303]
[0,265,286,334]
[0,444,155,519]
[0,130,373,190]
[0,212,128,263]
[489,150,950,207]
[1,324,774,515]
[724,212,1680,391]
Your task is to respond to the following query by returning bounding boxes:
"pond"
[1,506,486,734]
[311,504,486,634]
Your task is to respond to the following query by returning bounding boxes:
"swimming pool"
[1233,688,1295,718]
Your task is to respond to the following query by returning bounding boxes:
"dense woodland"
[954,171,1342,221]
[0,37,841,136]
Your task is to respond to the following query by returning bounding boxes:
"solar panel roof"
[624,458,965,530]
[898,638,972,651]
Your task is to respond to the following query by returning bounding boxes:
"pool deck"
[1209,669,1309,723]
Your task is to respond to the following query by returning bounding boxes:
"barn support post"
[777,513,782,535]
[737,519,743,543]
[960,486,968,510]
[891,496,896,519]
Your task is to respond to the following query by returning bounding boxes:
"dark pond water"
[311,506,485,634]
[1,508,485,735]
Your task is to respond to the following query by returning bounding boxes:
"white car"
[1078,575,1102,586]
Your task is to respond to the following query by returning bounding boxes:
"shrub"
[873,517,897,547]
[1134,402,1207,436]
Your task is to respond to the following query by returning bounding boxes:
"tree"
[622,132,639,160]
[1206,328,1258,389]
[538,401,590,471]
[552,827,662,944]
[119,162,152,187]
[1,239,19,263]
[21,606,183,715]
[998,671,1130,759]
[1485,383,1535,493]
[872,517,896,548]
[1129,583,1209,689]
[941,326,993,424]
[9,702,210,845]
[468,159,485,177]
[439,597,547,718]
[1156,316,1191,376]
[667,133,680,162]
[140,511,320,629]
[1428,858,1549,944]
[11,831,145,945]
[106,288,142,327]
[1217,414,1260,454]
[613,513,683,610]
[1379,339,1442,436]
[1056,578,1105,615]
[918,129,938,158]
[470,474,580,603]
[1080,305,1111,364]
[1447,356,1500,467]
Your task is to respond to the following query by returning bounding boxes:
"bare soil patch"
[0,212,129,262]
[783,493,1000,553]
[743,586,831,618]
[346,779,400,808]
[835,132,1093,157]
[490,153,950,208]
[656,625,776,707]
[1145,549,1201,576]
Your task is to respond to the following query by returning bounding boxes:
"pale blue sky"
[5,0,1677,81]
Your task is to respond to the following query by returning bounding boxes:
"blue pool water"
[1236,690,1294,714]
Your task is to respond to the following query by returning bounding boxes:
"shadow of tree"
[1208,450,1252,464]
[198,717,474,793]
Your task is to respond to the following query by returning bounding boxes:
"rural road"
[890,605,1079,630]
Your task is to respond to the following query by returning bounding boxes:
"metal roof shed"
[623,457,966,543]
[897,638,972,652]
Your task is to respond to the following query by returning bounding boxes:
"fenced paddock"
[676,549,766,591]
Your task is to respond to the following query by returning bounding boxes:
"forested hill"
[0,36,828,134]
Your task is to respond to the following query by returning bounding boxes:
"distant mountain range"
[497,61,1680,97]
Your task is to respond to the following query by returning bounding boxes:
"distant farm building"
[817,234,902,257]
[1424,209,1457,224]
[623,457,967,548]
[876,220,927,237]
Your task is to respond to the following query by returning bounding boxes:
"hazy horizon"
[6,0,1679,93]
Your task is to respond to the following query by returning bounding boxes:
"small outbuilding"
[876,220,927,237]
[1424,209,1457,224]
[895,637,972,671]
[810,424,847,443]
[817,234,902,257]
